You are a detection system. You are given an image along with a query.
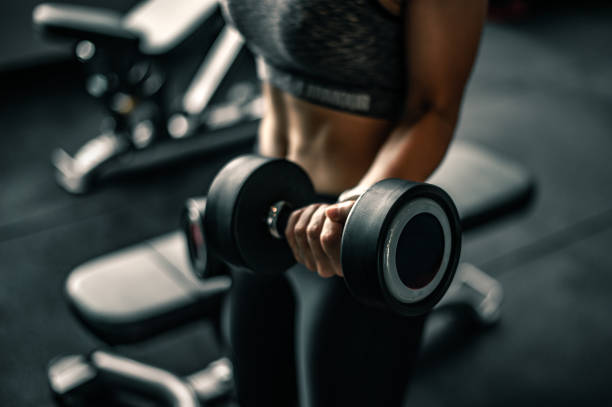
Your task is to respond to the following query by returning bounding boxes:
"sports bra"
[220,0,406,119]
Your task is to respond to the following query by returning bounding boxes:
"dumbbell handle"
[267,199,355,240]
[266,201,296,239]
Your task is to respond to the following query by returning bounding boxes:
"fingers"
[284,206,301,263]
[325,200,356,224]
[286,204,320,271]
[306,206,336,278]
[320,216,344,277]
[285,203,344,278]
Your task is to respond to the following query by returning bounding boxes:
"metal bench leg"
[435,262,503,325]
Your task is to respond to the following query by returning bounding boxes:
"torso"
[258,83,394,195]
[221,0,406,194]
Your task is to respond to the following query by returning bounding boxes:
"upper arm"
[402,0,488,124]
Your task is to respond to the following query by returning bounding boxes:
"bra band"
[257,58,404,120]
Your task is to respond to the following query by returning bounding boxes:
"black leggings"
[222,264,425,407]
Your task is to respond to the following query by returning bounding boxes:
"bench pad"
[66,233,230,344]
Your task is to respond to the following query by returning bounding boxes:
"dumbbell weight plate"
[182,197,209,277]
[205,155,316,273]
[341,179,461,316]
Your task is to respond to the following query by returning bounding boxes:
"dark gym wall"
[0,0,139,69]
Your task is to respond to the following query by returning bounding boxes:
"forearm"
[341,0,487,192]
[356,107,457,188]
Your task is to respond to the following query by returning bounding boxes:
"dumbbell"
[182,196,229,279]
[200,155,461,316]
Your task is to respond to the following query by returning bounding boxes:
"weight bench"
[33,0,259,194]
[48,142,535,406]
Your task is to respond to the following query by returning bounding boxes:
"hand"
[284,200,356,278]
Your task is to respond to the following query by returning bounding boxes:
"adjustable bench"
[33,0,259,194]
[47,141,535,406]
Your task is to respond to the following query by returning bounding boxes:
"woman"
[220,0,487,406]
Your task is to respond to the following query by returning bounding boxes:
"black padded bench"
[51,141,535,405]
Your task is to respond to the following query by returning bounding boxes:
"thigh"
[223,269,298,406]
[289,266,425,407]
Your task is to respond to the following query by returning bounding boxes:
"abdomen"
[259,85,394,195]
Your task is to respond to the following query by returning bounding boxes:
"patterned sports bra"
[221,0,405,119]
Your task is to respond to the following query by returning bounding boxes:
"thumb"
[325,201,356,224]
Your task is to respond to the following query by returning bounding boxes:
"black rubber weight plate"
[341,179,461,316]
[205,155,315,273]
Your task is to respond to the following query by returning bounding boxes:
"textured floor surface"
[0,5,611,407]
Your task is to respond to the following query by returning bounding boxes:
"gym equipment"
[181,197,225,279]
[203,155,461,316]
[47,141,535,406]
[182,197,212,278]
[33,1,261,193]
[48,351,232,407]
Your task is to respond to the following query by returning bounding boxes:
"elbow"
[401,79,464,130]
[399,96,461,150]
[401,90,462,135]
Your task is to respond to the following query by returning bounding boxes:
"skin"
[260,0,488,278]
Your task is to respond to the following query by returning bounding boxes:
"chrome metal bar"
[90,350,200,407]
[183,25,245,115]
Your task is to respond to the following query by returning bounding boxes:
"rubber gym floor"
[1,3,611,407]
